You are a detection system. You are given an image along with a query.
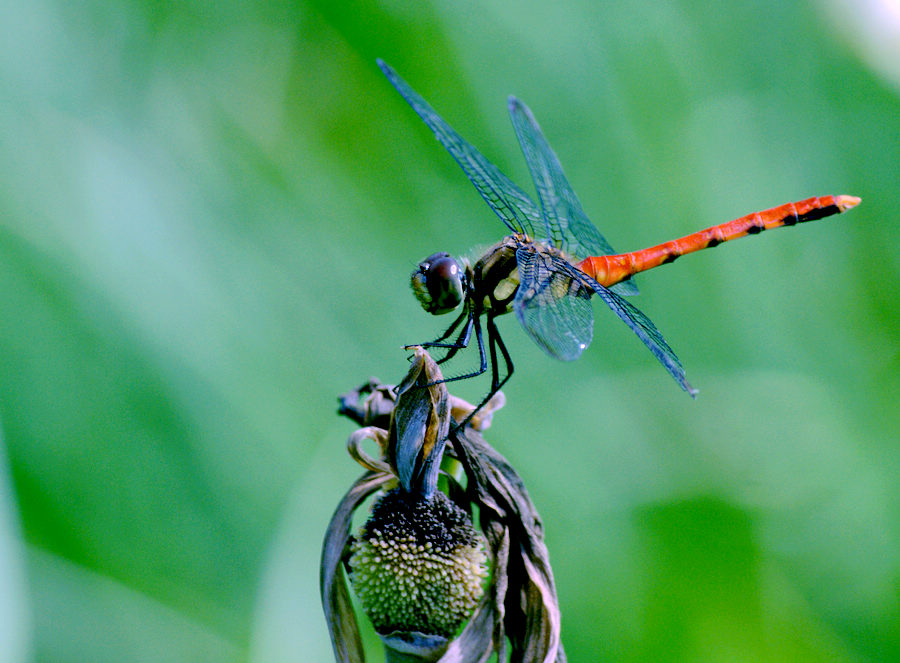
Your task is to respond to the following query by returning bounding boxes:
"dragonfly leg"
[422,311,488,386]
[449,312,513,431]
[409,305,476,367]
[409,304,470,349]
[486,312,514,393]
[434,311,474,365]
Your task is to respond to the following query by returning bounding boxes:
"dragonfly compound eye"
[410,253,464,315]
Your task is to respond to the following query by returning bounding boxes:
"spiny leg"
[405,304,474,366]
[487,312,514,394]
[411,304,469,348]
[424,311,488,387]
[406,304,469,365]
[451,311,515,431]
[435,308,475,365]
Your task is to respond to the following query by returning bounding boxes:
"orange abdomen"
[578,195,861,287]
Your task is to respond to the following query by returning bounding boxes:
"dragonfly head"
[411,253,465,315]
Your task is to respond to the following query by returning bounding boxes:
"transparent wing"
[599,288,695,396]
[378,59,544,238]
[514,248,696,396]
[513,248,594,361]
[581,266,695,396]
[507,97,639,296]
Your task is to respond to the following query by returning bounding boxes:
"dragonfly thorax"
[410,252,467,315]
[473,237,521,315]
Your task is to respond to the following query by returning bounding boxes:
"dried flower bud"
[325,348,564,662]
[349,488,488,639]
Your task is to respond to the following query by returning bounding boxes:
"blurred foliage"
[0,0,899,661]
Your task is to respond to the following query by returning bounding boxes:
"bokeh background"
[1,0,899,661]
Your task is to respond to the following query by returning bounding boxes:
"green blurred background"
[1,0,899,661]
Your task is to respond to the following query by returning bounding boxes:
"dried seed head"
[349,488,488,638]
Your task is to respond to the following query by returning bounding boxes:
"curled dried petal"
[449,391,506,432]
[321,472,393,663]
[347,427,391,474]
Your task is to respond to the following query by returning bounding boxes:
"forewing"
[378,60,542,236]
[513,248,594,361]
[507,97,639,296]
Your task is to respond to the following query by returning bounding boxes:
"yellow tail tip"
[836,195,861,211]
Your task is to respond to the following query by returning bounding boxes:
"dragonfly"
[377,59,860,410]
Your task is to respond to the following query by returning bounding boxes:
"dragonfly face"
[410,252,466,315]
[412,238,523,320]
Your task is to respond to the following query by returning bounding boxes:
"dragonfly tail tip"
[836,195,861,212]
